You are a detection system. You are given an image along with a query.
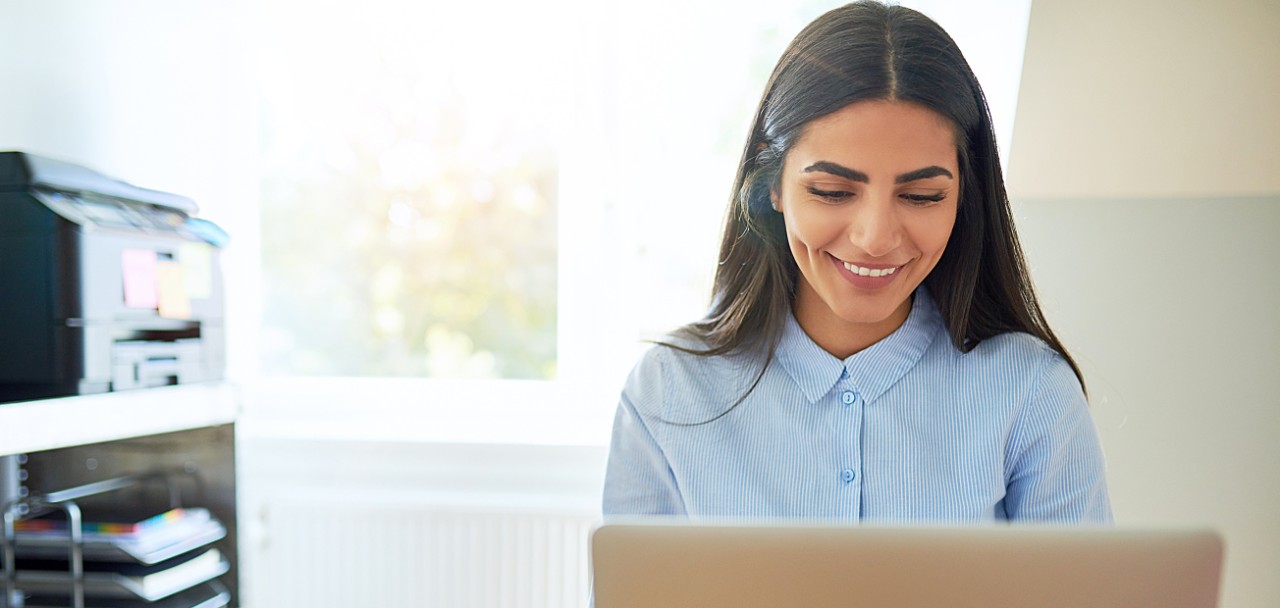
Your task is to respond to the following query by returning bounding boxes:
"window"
[254,1,563,379]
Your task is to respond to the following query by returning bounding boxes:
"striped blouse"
[602,288,1113,523]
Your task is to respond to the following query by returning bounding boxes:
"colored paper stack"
[5,508,230,608]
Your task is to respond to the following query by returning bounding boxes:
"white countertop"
[0,382,239,455]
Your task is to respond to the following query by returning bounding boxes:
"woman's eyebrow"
[803,161,868,183]
[895,166,954,183]
[802,161,954,184]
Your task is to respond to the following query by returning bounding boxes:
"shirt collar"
[774,287,944,404]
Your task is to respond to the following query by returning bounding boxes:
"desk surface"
[0,382,237,455]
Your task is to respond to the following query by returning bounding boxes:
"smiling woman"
[602,0,1111,523]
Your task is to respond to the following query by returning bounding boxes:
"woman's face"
[772,100,959,356]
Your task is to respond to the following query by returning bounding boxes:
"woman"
[602,1,1111,523]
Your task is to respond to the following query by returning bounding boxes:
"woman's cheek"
[922,207,958,255]
[785,207,838,252]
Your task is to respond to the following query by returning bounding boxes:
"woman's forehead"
[786,100,959,174]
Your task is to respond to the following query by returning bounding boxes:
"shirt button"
[841,391,857,406]
[841,468,857,483]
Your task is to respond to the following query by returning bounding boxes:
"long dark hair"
[666,1,1084,413]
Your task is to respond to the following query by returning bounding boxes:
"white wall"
[1009,1,1280,607]
[1008,0,1280,199]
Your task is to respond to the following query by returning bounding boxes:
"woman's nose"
[847,196,901,258]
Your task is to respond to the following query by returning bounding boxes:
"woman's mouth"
[829,254,906,289]
[842,261,899,278]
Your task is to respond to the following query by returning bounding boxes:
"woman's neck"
[792,282,913,360]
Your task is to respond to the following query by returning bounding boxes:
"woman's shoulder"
[938,331,1081,397]
[968,332,1086,412]
[955,330,1061,367]
[622,332,767,416]
[632,332,765,386]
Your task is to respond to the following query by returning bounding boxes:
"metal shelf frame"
[3,472,193,608]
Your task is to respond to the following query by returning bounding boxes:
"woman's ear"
[769,188,780,212]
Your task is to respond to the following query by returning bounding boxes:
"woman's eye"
[901,192,947,205]
[807,187,853,202]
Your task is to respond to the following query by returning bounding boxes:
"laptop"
[591,520,1225,608]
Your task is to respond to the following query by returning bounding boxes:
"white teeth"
[843,261,898,277]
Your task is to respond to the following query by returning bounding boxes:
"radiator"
[258,501,597,608]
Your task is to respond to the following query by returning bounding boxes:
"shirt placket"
[834,368,865,519]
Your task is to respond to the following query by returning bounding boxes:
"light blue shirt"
[602,289,1112,523]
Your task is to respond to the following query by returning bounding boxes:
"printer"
[0,151,228,403]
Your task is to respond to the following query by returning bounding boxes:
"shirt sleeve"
[1004,351,1114,523]
[601,347,687,517]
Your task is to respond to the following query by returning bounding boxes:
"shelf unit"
[0,383,239,607]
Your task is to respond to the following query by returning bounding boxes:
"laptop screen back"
[591,522,1224,608]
